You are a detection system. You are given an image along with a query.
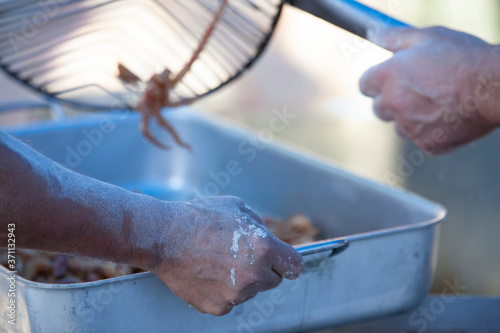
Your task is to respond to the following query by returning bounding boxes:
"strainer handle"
[290,0,411,39]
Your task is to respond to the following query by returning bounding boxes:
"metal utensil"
[0,0,409,110]
[297,239,349,257]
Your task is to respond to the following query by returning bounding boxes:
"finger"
[241,205,266,226]
[268,239,303,280]
[256,267,283,291]
[359,64,386,98]
[367,27,427,52]
[176,282,234,316]
[373,96,396,121]
[244,266,283,295]
[201,300,234,317]
[192,298,233,316]
[233,292,258,306]
[394,121,410,139]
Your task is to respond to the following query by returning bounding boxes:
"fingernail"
[363,89,378,98]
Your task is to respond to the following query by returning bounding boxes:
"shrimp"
[118,0,228,149]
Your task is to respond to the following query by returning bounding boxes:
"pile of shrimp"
[0,249,144,284]
[264,214,320,246]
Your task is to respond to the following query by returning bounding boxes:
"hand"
[360,26,500,154]
[0,132,302,317]
[151,196,303,316]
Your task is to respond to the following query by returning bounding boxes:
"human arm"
[0,131,302,315]
[359,26,500,154]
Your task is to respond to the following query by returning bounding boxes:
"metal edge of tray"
[0,238,352,289]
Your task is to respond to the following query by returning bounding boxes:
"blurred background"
[1,0,499,295]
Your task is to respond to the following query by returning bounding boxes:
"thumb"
[270,239,303,280]
[368,27,426,52]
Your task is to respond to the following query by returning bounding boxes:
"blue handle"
[296,239,349,257]
[290,0,411,39]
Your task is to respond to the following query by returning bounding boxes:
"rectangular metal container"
[0,108,446,332]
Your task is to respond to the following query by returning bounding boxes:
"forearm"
[0,131,168,270]
[0,131,303,316]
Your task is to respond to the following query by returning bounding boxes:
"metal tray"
[0,107,446,332]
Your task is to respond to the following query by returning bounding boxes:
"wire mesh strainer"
[0,0,284,110]
[0,0,408,111]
